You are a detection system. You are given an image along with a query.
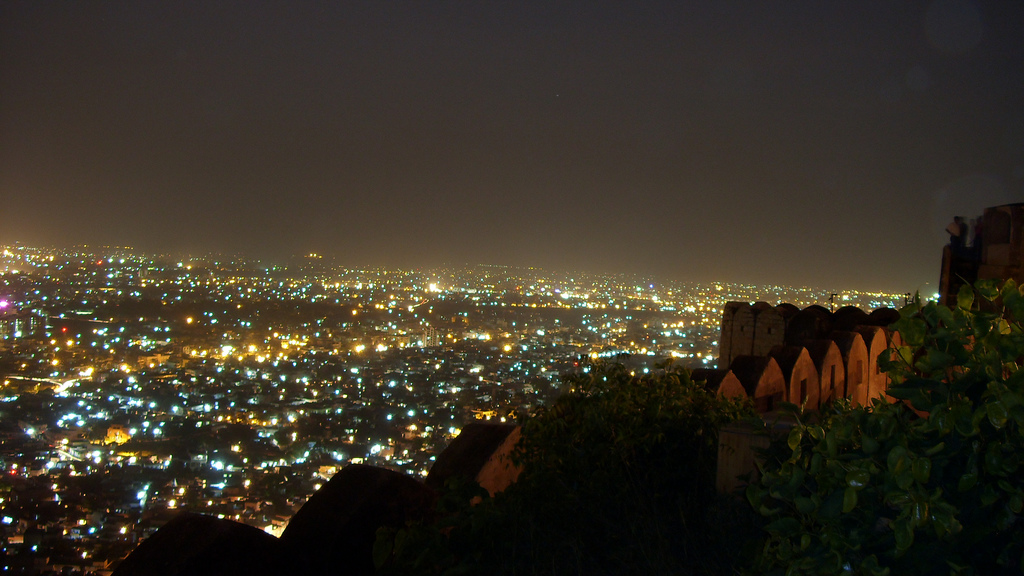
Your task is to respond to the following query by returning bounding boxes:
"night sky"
[2,1,1023,292]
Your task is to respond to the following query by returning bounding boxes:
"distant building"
[421,326,441,348]
[138,350,173,369]
[0,307,45,340]
[106,424,132,445]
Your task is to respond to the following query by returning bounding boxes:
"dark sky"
[2,1,1022,292]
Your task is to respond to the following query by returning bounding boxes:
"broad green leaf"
[921,349,955,373]
[788,427,803,451]
[934,515,949,538]
[999,278,1019,299]
[981,484,1000,507]
[984,444,1004,474]
[795,496,816,515]
[911,501,930,526]
[936,305,956,327]
[825,429,837,458]
[888,445,909,474]
[809,453,822,475]
[996,318,1011,335]
[862,432,879,455]
[912,458,931,484]
[886,491,912,507]
[861,555,890,576]
[785,466,807,493]
[1010,494,1023,514]
[958,470,978,492]
[819,489,844,519]
[987,401,1009,429]
[976,278,1001,300]
[1003,285,1024,319]
[842,486,858,513]
[765,517,801,537]
[930,408,953,434]
[900,318,928,347]
[957,285,975,310]
[896,469,914,490]
[846,468,870,489]
[893,518,914,551]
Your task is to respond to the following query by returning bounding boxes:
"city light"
[0,242,906,568]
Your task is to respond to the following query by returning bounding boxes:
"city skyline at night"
[0,242,909,571]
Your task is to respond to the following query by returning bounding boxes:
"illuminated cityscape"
[0,243,905,572]
[2,0,1022,572]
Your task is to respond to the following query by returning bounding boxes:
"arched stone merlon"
[775,303,800,333]
[854,326,889,404]
[752,305,786,357]
[729,355,786,413]
[833,306,869,331]
[867,307,900,327]
[769,345,820,409]
[728,356,768,397]
[776,303,800,317]
[728,304,758,368]
[718,302,747,370]
[801,339,846,406]
[785,306,834,346]
[691,368,728,394]
[831,331,869,407]
[716,370,747,400]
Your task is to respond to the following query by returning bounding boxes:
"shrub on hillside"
[748,280,1024,575]
[375,360,757,575]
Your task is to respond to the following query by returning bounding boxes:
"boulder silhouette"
[426,422,520,496]
[112,511,290,576]
[280,464,436,576]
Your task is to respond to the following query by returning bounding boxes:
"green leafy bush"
[748,280,1024,575]
[375,360,756,575]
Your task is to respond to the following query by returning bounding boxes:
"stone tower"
[940,203,1024,306]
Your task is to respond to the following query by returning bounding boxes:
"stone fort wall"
[709,302,900,413]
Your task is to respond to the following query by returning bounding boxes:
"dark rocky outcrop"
[425,422,519,495]
[280,464,437,576]
[111,512,290,576]
[115,425,526,576]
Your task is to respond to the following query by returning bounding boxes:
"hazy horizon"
[3,2,1022,293]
